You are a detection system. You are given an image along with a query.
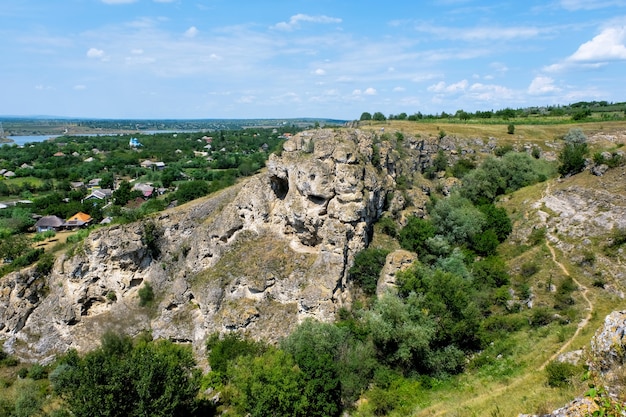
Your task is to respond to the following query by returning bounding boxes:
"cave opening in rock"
[270,175,289,199]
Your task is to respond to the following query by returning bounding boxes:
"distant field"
[357,120,626,143]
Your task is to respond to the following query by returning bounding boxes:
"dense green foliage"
[51,333,201,417]
[349,248,390,296]
[558,128,589,176]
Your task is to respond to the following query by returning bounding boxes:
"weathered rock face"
[0,129,403,361]
[589,310,626,398]
[520,311,626,417]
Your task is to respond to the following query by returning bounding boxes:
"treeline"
[359,100,626,122]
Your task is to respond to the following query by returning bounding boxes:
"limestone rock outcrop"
[0,129,405,361]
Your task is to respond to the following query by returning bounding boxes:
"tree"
[349,248,390,296]
[372,112,386,121]
[51,333,201,417]
[281,320,344,417]
[359,112,372,121]
[399,216,436,255]
[559,128,588,176]
[175,180,211,204]
[229,348,308,417]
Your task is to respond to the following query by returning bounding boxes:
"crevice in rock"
[307,195,327,205]
[270,175,289,200]
[219,225,244,243]
[129,278,143,288]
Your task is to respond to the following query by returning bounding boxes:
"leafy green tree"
[372,112,387,121]
[206,332,262,378]
[281,320,344,417]
[398,217,436,255]
[359,112,372,121]
[349,248,390,296]
[229,348,308,417]
[429,194,486,247]
[51,333,201,417]
[175,180,211,204]
[367,293,434,370]
[559,128,588,176]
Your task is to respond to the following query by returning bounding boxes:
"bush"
[530,307,553,327]
[494,144,514,156]
[559,128,588,176]
[507,124,515,135]
[349,248,390,296]
[138,282,154,307]
[377,216,397,237]
[545,361,579,387]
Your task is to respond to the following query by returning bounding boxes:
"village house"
[34,215,64,233]
[62,212,92,229]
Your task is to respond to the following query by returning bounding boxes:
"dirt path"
[539,239,593,370]
[417,180,595,416]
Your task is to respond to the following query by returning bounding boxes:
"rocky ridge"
[1,128,445,361]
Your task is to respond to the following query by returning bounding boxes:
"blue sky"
[1,0,626,120]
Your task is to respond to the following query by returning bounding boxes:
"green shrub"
[520,262,540,278]
[494,144,514,156]
[138,282,154,307]
[27,363,47,380]
[377,216,397,238]
[545,360,579,387]
[507,124,515,135]
[530,307,553,327]
[349,248,390,296]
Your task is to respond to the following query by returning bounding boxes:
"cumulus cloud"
[272,14,342,31]
[528,76,560,94]
[569,26,626,62]
[86,48,105,58]
[184,26,199,38]
[313,68,326,75]
[544,25,626,72]
[427,80,468,93]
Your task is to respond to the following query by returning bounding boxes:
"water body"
[4,135,60,146]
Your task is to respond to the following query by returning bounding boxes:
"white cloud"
[569,26,626,62]
[544,25,626,72]
[153,0,176,3]
[184,26,199,38]
[528,76,560,94]
[393,86,406,92]
[272,14,342,31]
[364,87,377,95]
[313,68,326,76]
[86,48,106,59]
[427,80,468,93]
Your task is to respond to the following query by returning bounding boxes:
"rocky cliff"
[0,129,421,361]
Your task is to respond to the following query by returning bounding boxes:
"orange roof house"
[63,212,92,229]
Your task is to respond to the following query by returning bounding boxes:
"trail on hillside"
[539,239,593,370]
[417,180,595,416]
